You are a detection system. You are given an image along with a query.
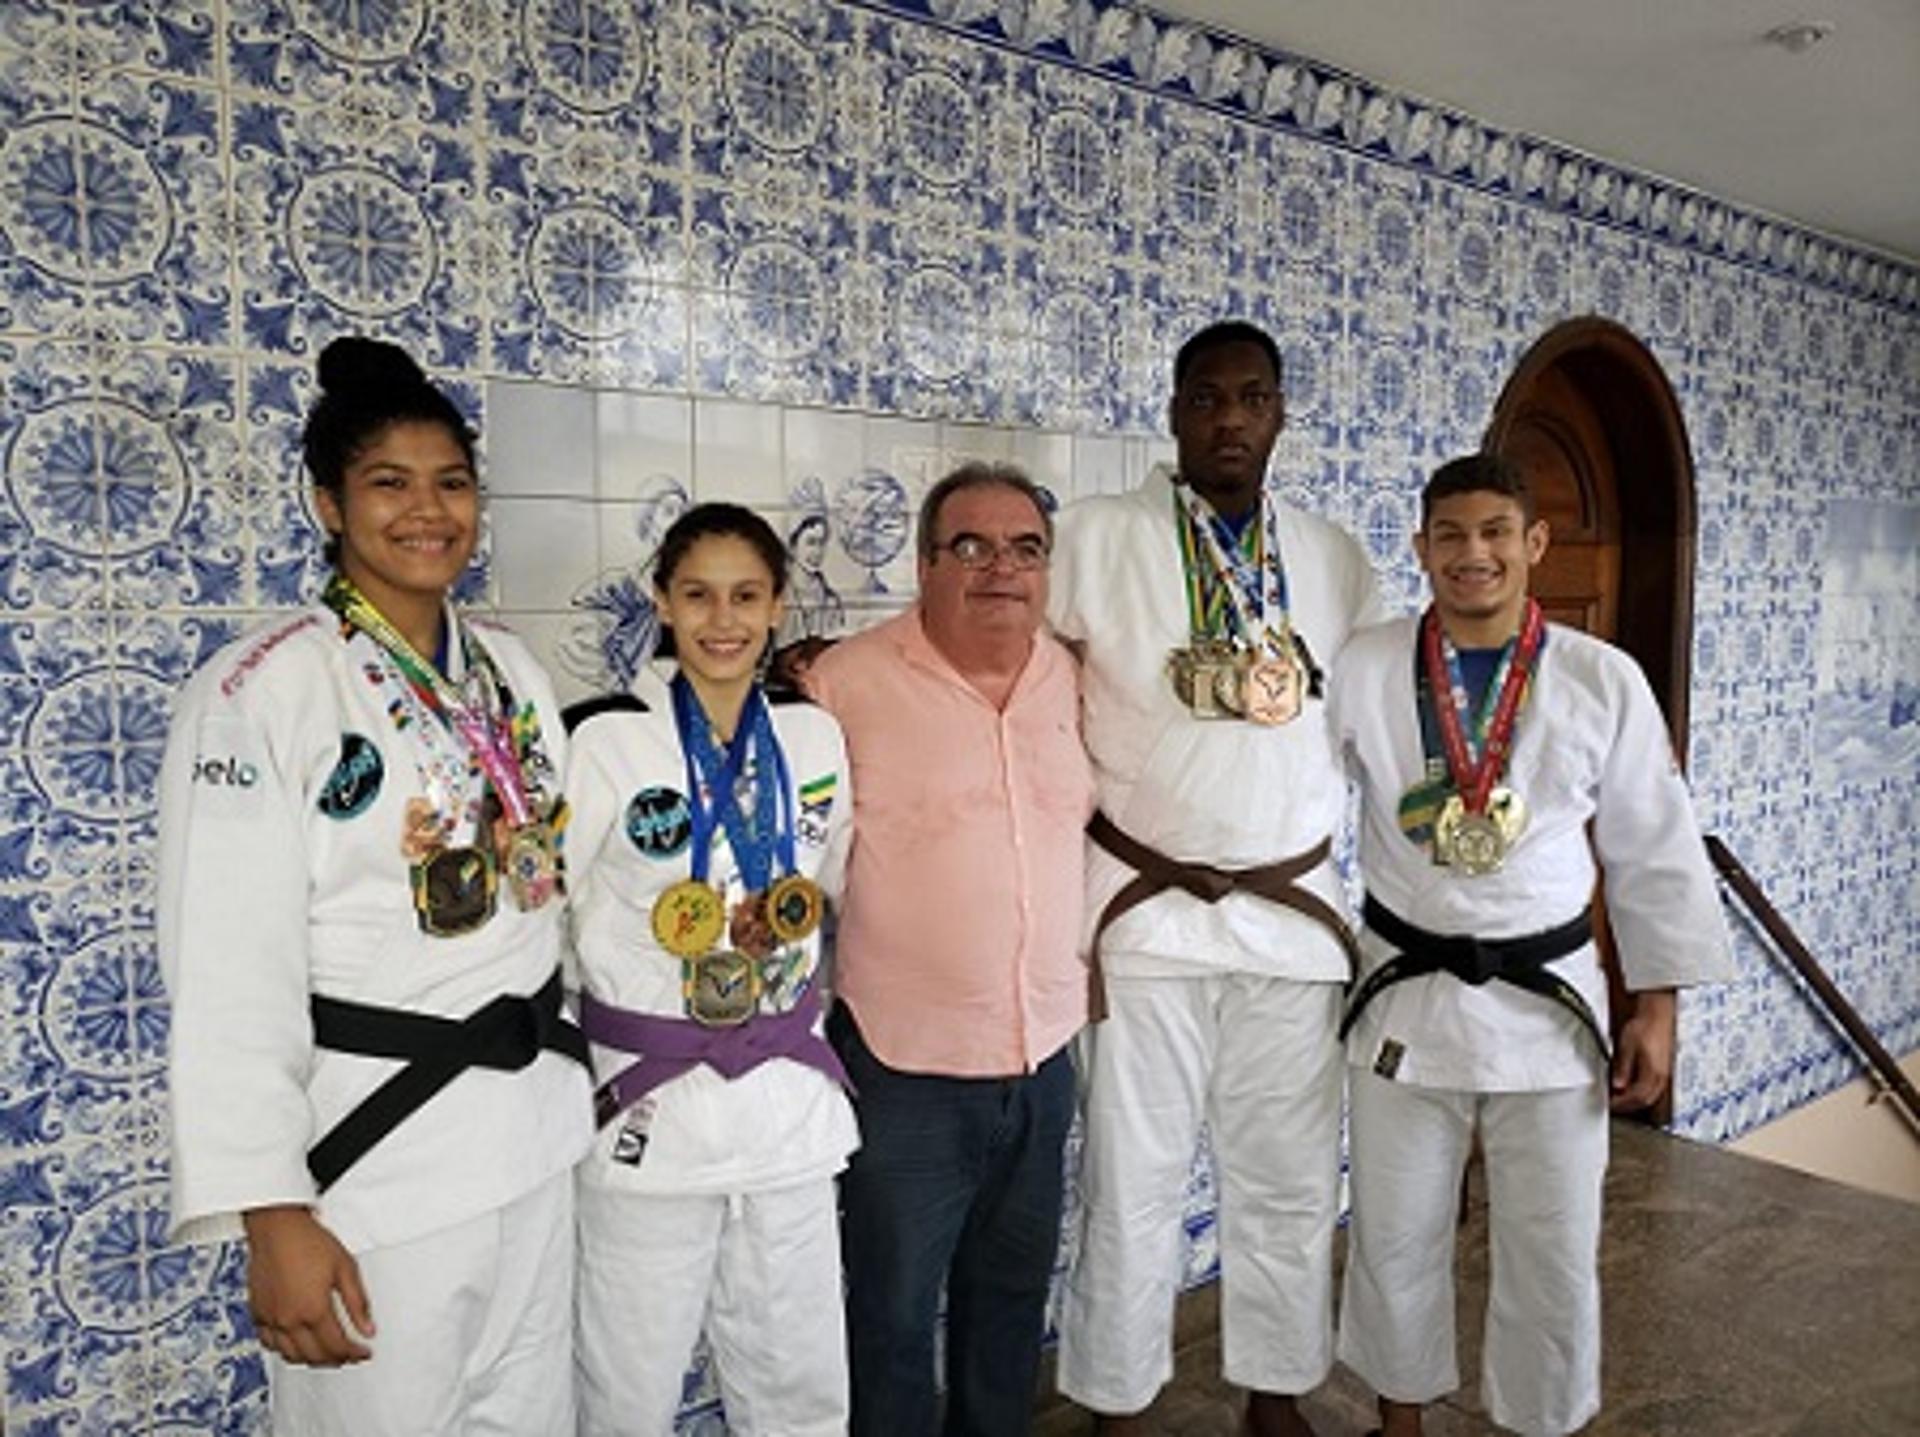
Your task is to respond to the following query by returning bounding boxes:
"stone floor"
[1033,1120,1920,1436]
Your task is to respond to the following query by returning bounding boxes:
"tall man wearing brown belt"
[1050,321,1385,1435]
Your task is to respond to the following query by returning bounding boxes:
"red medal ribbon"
[1419,599,1544,815]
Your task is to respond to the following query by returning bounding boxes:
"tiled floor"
[1034,1120,1920,1436]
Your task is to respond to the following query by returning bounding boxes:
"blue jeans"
[829,1005,1075,1437]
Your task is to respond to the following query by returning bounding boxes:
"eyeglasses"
[929,533,1051,571]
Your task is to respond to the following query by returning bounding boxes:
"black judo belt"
[1340,894,1610,1063]
[306,968,589,1192]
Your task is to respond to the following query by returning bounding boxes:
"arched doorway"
[1486,318,1697,1123]
[1485,317,1696,751]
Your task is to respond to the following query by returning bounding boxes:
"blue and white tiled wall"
[2,0,1916,1431]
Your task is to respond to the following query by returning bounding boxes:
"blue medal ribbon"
[670,673,797,891]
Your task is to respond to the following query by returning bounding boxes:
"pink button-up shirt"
[807,609,1094,1076]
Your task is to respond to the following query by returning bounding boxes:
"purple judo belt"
[579,986,850,1127]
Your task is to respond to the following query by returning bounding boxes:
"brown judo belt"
[1085,811,1361,1021]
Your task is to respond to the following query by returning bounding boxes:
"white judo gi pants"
[269,1170,574,1437]
[575,1176,847,1437]
[1059,972,1343,1414]
[1339,1069,1608,1437]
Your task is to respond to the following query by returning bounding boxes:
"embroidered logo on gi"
[317,733,383,819]
[192,754,259,788]
[625,785,692,859]
[796,772,837,848]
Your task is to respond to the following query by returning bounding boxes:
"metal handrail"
[1705,834,1920,1139]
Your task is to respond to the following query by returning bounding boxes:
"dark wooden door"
[1495,364,1621,636]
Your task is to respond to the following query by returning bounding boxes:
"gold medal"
[1168,640,1243,719]
[651,879,726,957]
[1244,654,1302,726]
[411,844,497,936]
[1487,786,1528,846]
[501,821,558,911]
[684,949,758,1026]
[766,874,824,945]
[1434,793,1517,877]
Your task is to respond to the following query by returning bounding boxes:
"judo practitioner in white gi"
[1330,452,1734,1437]
[1050,321,1385,1436]
[567,503,857,1436]
[158,337,594,1435]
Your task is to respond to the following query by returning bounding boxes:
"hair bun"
[316,336,427,398]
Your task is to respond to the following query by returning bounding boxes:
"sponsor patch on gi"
[796,772,837,848]
[317,733,383,819]
[1373,1038,1406,1081]
[192,753,259,788]
[625,785,692,859]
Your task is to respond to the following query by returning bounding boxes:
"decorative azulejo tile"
[689,185,862,405]
[483,0,684,167]
[487,149,688,388]
[687,0,862,200]
[223,0,368,105]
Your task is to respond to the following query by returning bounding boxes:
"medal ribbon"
[325,575,542,838]
[670,673,798,892]
[1419,599,1545,815]
[1175,487,1293,656]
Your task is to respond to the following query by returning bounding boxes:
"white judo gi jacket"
[158,607,593,1254]
[1049,465,1386,978]
[566,685,858,1195]
[1329,616,1736,1090]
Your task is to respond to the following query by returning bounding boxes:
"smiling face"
[654,532,786,691]
[313,419,479,619]
[1415,488,1549,644]
[917,481,1050,655]
[1169,338,1285,517]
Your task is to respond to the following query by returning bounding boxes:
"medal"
[684,949,758,1026]
[326,576,564,925]
[1168,640,1244,719]
[652,878,726,956]
[1172,485,1302,725]
[1418,604,1544,876]
[1244,653,1302,726]
[728,892,777,960]
[668,671,821,986]
[1434,795,1508,875]
[501,821,558,910]
[411,844,497,936]
[766,873,824,945]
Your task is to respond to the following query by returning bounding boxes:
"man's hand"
[243,1205,376,1366]
[1610,988,1677,1112]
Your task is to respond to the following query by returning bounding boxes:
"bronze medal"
[684,949,758,1026]
[502,821,558,911]
[411,844,497,936]
[1243,654,1302,726]
[652,879,726,957]
[765,873,824,945]
[728,892,777,961]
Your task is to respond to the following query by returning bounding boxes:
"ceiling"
[1149,0,1920,261]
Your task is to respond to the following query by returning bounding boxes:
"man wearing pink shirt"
[807,461,1095,1437]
